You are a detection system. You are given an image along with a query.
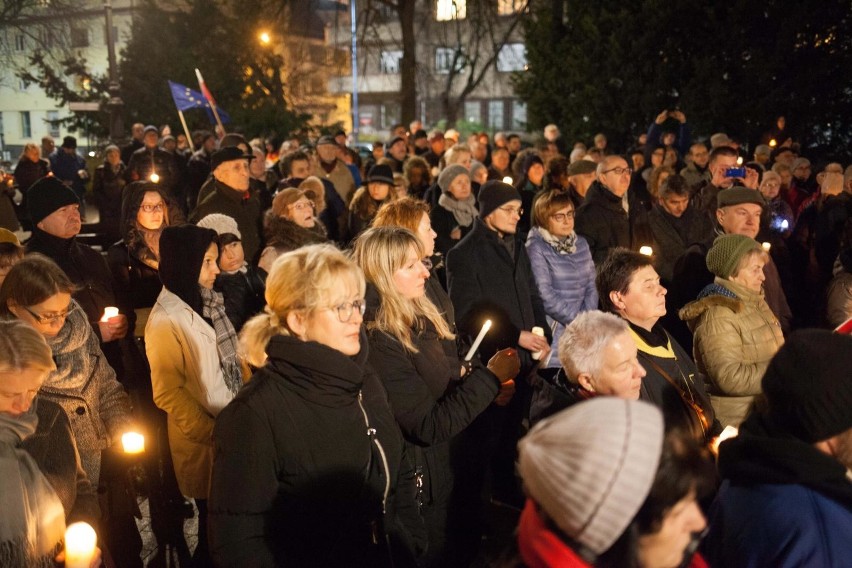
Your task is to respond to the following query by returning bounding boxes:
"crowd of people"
[0,111,851,567]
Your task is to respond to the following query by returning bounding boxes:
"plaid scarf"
[537,226,578,254]
[199,286,243,395]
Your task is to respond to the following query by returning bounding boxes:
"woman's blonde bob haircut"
[353,226,453,353]
[240,244,365,367]
[0,319,56,375]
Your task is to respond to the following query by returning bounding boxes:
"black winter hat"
[61,136,77,149]
[479,180,521,219]
[367,164,394,185]
[762,329,852,443]
[210,146,254,171]
[159,225,218,316]
[27,176,80,225]
[522,153,544,175]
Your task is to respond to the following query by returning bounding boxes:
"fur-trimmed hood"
[679,288,744,324]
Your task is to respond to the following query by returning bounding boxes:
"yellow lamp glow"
[65,522,97,568]
[122,432,145,454]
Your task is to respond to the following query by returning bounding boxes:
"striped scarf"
[199,287,243,395]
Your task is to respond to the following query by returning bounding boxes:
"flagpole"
[177,109,195,153]
[195,68,226,136]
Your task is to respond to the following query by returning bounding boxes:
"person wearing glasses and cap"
[209,244,426,567]
[575,155,654,265]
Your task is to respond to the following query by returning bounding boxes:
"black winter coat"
[190,180,263,262]
[209,333,425,567]
[528,369,593,427]
[575,181,654,265]
[213,266,266,332]
[365,290,500,507]
[92,162,127,241]
[446,218,550,378]
[648,204,714,284]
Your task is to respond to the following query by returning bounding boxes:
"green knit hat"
[706,234,761,279]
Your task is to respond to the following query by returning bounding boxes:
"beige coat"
[145,288,234,498]
[679,278,784,428]
[312,158,356,205]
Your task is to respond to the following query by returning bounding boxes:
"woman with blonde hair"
[0,319,100,567]
[354,226,518,566]
[209,244,425,567]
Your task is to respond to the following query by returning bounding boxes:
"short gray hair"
[559,311,629,383]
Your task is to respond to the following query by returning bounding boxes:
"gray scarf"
[199,287,243,395]
[535,226,578,254]
[438,193,478,228]
[0,403,66,568]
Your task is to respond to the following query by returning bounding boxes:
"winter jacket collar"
[628,322,674,358]
[264,332,369,408]
[719,411,852,511]
[470,217,519,265]
[27,228,75,256]
[213,179,250,203]
[584,180,626,214]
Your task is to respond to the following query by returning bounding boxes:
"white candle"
[65,522,97,568]
[502,176,513,184]
[711,425,739,455]
[122,432,145,454]
[150,172,160,183]
[464,319,492,362]
[761,242,771,252]
[100,306,119,322]
[639,246,653,256]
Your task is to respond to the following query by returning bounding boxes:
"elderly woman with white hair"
[529,310,646,426]
[430,164,476,261]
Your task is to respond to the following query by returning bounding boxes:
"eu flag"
[168,80,230,124]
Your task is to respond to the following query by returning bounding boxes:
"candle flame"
[122,432,145,454]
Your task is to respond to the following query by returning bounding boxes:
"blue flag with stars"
[168,80,230,123]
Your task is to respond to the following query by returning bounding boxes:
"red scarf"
[518,499,591,568]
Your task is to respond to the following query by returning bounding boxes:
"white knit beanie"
[518,398,664,556]
[196,213,241,239]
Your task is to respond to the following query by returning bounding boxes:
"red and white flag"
[195,68,217,106]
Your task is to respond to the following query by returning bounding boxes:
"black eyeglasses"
[140,203,165,213]
[328,299,366,323]
[602,167,633,176]
[550,211,575,222]
[22,304,76,326]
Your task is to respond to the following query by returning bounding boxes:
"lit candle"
[502,176,513,185]
[464,319,492,362]
[100,306,119,322]
[122,432,145,454]
[761,242,771,252]
[769,138,777,147]
[736,156,744,166]
[65,522,97,568]
[150,172,160,183]
[711,425,739,455]
[639,246,653,256]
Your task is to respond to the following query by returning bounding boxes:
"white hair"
[559,311,629,383]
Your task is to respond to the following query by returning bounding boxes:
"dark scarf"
[0,403,66,568]
[199,286,243,395]
[628,320,669,348]
[719,411,852,511]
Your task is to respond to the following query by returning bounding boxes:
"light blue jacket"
[525,227,598,367]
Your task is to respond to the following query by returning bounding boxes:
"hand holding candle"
[761,242,772,252]
[464,319,492,362]
[98,307,128,342]
[65,522,97,568]
[100,307,119,322]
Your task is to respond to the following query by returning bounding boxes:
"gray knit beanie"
[518,398,664,556]
[196,213,241,239]
[437,164,469,194]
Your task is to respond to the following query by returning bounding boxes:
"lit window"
[436,0,466,21]
[21,111,32,138]
[497,0,526,15]
[464,101,481,123]
[512,100,527,129]
[488,100,505,130]
[496,43,527,72]
[435,47,465,74]
[380,50,403,74]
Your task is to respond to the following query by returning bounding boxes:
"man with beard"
[704,329,852,566]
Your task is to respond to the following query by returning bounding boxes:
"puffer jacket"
[679,279,784,427]
[826,270,852,328]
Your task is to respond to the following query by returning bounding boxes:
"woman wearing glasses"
[145,224,243,566]
[354,226,519,567]
[525,190,598,379]
[0,254,133,493]
[258,188,326,275]
[210,244,425,567]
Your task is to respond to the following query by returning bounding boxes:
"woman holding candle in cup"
[145,224,243,566]
[0,319,101,567]
[354,226,519,566]
[209,244,426,566]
